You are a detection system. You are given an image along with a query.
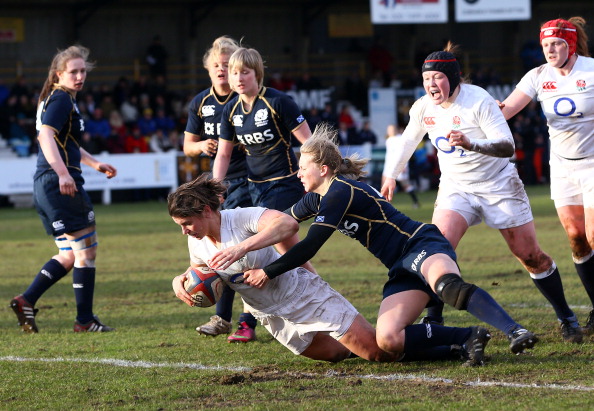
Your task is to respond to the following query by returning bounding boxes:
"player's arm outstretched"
[209,209,299,270]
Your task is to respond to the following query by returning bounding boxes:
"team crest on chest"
[201,105,215,117]
[576,80,586,92]
[254,108,269,127]
[232,115,244,127]
[452,116,461,129]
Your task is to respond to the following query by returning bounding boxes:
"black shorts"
[33,171,95,236]
[383,224,458,307]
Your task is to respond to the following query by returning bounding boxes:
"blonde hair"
[228,47,265,88]
[38,45,94,105]
[202,35,240,68]
[300,123,368,179]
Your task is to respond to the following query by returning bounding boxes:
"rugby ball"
[184,267,224,308]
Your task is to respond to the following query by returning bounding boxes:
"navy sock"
[404,324,471,353]
[399,346,459,362]
[575,253,594,305]
[426,303,444,321]
[72,267,96,324]
[23,259,69,306]
[531,265,575,320]
[215,285,235,322]
[466,288,519,335]
[239,312,257,329]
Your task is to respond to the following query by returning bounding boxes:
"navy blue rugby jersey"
[287,176,423,268]
[186,87,247,180]
[219,87,307,182]
[34,87,84,179]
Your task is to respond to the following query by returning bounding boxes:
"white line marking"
[1,356,593,392]
[0,356,250,372]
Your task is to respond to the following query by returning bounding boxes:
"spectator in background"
[113,76,131,108]
[0,78,9,106]
[356,120,378,145]
[305,107,322,132]
[85,107,110,152]
[337,121,356,146]
[149,128,173,152]
[343,70,368,116]
[9,75,30,100]
[154,107,175,133]
[125,126,149,153]
[146,35,168,79]
[137,107,157,136]
[320,102,338,129]
[338,104,355,129]
[120,95,140,128]
[368,37,393,86]
[80,131,102,155]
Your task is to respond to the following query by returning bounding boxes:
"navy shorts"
[222,176,252,210]
[383,224,458,307]
[33,171,95,236]
[249,174,304,211]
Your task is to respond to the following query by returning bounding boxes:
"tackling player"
[170,175,490,365]
[212,124,537,361]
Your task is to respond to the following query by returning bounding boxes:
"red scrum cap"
[540,19,577,56]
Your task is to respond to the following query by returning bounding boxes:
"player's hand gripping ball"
[184,267,224,307]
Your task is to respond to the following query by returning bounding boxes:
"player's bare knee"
[376,331,404,355]
[435,273,477,310]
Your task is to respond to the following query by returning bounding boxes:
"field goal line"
[2,355,593,392]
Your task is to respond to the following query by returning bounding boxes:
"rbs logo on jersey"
[237,129,275,145]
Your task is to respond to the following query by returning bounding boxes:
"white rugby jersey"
[516,55,594,159]
[391,84,515,192]
[187,207,306,314]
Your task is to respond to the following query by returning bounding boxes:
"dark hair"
[167,174,226,218]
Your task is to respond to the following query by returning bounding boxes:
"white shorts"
[549,152,594,208]
[435,172,533,229]
[245,269,359,355]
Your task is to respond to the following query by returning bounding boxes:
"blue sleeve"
[42,92,72,132]
[219,102,235,142]
[276,93,306,132]
[265,186,351,279]
[185,95,203,135]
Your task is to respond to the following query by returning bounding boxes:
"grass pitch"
[1,185,593,410]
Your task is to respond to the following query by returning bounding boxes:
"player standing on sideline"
[380,42,582,343]
[382,124,420,208]
[10,45,116,333]
[212,46,312,342]
[212,125,538,360]
[183,36,255,341]
[170,176,490,366]
[500,17,594,337]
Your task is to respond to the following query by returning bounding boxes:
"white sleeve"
[469,96,515,158]
[188,237,207,266]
